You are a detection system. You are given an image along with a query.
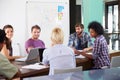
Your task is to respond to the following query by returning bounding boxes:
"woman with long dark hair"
[1,25,21,61]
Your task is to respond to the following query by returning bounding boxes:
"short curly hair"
[88,21,104,35]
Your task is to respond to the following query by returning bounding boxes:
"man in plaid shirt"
[68,23,93,54]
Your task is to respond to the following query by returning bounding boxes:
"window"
[105,1,118,32]
[105,1,119,50]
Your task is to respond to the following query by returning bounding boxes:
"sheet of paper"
[87,52,92,54]
[75,55,85,58]
[78,50,83,52]
[75,52,92,58]
[78,50,92,54]
[22,63,47,70]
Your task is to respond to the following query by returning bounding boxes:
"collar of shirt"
[75,32,84,38]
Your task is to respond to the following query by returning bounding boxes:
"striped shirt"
[92,35,110,68]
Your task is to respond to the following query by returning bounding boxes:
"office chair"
[49,55,76,75]
[111,56,120,68]
[54,66,82,74]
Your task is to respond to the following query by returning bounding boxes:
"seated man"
[0,29,20,79]
[25,25,45,53]
[68,23,93,54]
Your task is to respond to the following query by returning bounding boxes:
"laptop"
[38,48,45,62]
[16,48,40,64]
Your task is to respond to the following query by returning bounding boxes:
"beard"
[77,31,83,36]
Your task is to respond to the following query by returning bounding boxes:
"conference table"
[11,58,92,80]
[11,61,49,80]
[23,67,120,80]
[11,50,120,80]
[76,50,120,70]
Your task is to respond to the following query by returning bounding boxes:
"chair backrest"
[111,56,120,68]
[12,43,21,56]
[49,55,76,75]
[54,66,82,74]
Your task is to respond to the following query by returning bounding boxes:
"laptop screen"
[38,48,45,62]
[27,48,39,60]
[16,48,40,64]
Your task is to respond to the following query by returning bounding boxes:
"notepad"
[22,63,47,70]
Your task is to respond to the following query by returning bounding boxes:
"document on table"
[75,55,85,58]
[22,63,47,70]
[78,50,92,54]
[75,50,92,58]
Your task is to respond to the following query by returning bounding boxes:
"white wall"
[0,0,69,56]
[0,0,27,56]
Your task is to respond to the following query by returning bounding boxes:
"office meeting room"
[0,0,120,80]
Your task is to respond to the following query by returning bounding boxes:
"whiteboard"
[26,0,69,48]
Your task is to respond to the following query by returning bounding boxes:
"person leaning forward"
[0,29,20,80]
[68,23,93,54]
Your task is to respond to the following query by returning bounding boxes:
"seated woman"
[0,29,21,79]
[78,21,110,69]
[1,25,22,61]
[42,27,76,75]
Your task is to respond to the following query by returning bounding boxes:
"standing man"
[0,29,20,79]
[68,23,93,54]
[25,25,45,53]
